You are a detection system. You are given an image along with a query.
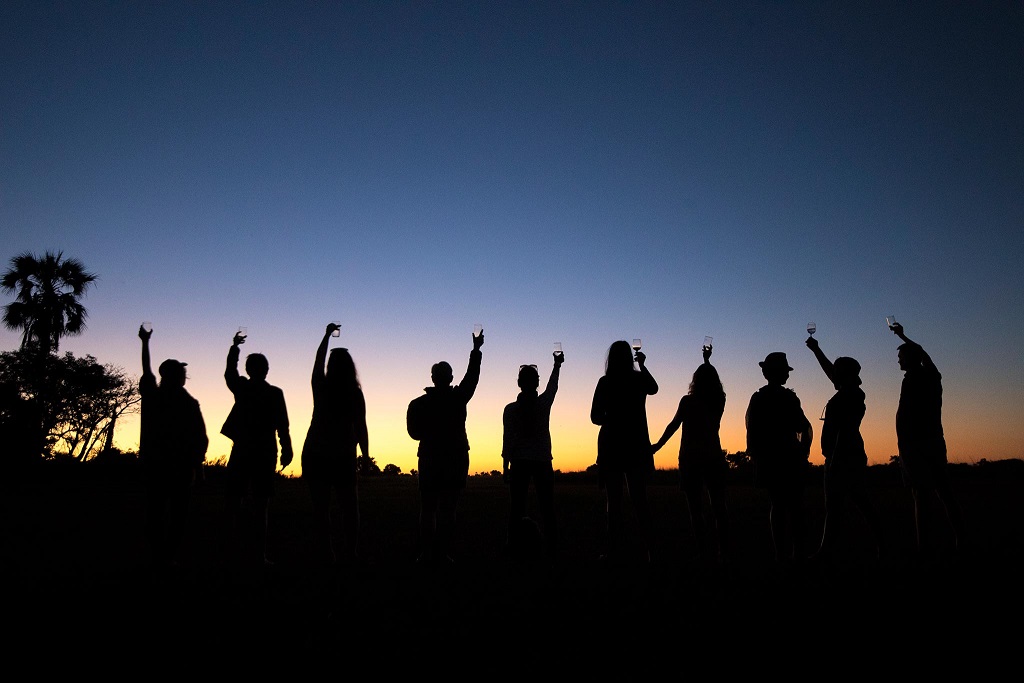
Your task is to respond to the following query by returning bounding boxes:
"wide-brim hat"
[834,356,862,385]
[759,352,793,371]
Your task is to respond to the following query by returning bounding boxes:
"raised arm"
[139,324,153,379]
[312,323,337,384]
[225,331,245,390]
[805,336,836,385]
[541,350,564,399]
[459,329,484,400]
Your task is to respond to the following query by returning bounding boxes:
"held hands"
[554,350,565,366]
[280,447,294,469]
[326,322,341,337]
[138,324,152,342]
[702,345,712,363]
[634,350,646,367]
[805,336,819,351]
[233,332,247,347]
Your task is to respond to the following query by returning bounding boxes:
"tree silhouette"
[2,251,97,355]
[0,349,138,461]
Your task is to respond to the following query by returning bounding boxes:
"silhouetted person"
[406,328,484,568]
[301,323,368,566]
[805,335,886,566]
[501,350,563,562]
[221,330,293,566]
[591,339,658,564]
[652,343,730,565]
[891,322,966,558]
[138,324,208,570]
[745,352,812,565]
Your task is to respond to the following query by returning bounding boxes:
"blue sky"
[2,1,1022,475]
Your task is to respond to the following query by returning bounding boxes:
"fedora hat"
[759,352,793,371]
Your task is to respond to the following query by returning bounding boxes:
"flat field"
[4,460,1022,667]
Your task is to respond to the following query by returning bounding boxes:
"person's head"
[833,356,862,388]
[759,351,792,385]
[431,361,453,387]
[326,348,359,388]
[689,362,724,398]
[605,340,635,375]
[245,353,269,380]
[517,364,540,392]
[897,343,922,372]
[158,359,187,388]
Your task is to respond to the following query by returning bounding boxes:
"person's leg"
[419,489,439,564]
[143,477,164,568]
[706,483,731,563]
[165,485,190,566]
[436,488,460,563]
[605,473,625,560]
[308,479,334,564]
[339,483,360,562]
[790,480,807,561]
[257,495,271,564]
[851,485,887,559]
[767,486,788,562]
[934,474,966,552]
[508,463,529,548]
[535,463,558,560]
[816,471,841,561]
[626,470,653,563]
[910,485,930,555]
[682,479,706,560]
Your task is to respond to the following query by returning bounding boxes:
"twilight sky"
[2,1,1022,476]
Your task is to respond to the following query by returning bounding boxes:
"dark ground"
[3,459,1022,669]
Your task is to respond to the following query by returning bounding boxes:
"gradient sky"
[3,1,1022,477]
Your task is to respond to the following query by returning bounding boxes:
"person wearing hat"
[138,324,209,570]
[745,350,812,565]
[805,335,886,566]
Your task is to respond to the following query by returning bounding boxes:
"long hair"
[605,340,635,376]
[326,348,360,390]
[689,363,725,402]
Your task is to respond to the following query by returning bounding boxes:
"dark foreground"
[3,460,1023,668]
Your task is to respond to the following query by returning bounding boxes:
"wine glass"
[331,321,341,338]
[632,338,642,352]
[807,322,816,336]
[886,315,897,330]
[141,321,152,333]
[703,335,713,351]
[473,324,483,338]
[553,342,563,357]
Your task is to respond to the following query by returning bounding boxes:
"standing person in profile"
[501,348,564,563]
[301,323,369,567]
[590,340,659,565]
[138,324,208,570]
[805,334,886,566]
[406,327,484,568]
[652,342,730,566]
[221,330,293,566]
[891,322,966,558]
[745,352,813,565]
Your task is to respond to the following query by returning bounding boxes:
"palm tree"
[2,251,98,355]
